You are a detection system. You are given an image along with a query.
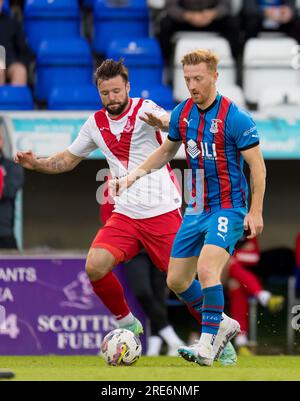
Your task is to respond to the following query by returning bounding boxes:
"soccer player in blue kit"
[110,49,266,367]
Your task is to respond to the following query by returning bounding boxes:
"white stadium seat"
[147,0,166,9]
[258,87,300,109]
[148,0,243,14]
[257,86,300,120]
[173,35,235,102]
[172,31,219,42]
[243,37,300,104]
[217,85,246,108]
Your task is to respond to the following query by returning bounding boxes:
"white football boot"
[178,342,214,367]
[213,314,240,361]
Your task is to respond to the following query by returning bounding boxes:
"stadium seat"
[257,87,300,119]
[48,84,102,110]
[107,38,163,87]
[24,0,81,53]
[130,84,176,110]
[0,86,34,110]
[2,0,10,14]
[92,0,149,54]
[147,0,166,9]
[258,87,300,109]
[217,85,246,108]
[243,37,300,105]
[35,38,93,102]
[173,35,235,102]
[172,31,219,42]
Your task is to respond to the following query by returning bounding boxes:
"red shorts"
[91,209,182,272]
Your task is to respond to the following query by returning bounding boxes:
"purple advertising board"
[0,255,147,355]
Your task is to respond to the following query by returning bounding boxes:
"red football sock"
[186,303,202,325]
[229,287,249,333]
[91,272,130,320]
[229,259,263,296]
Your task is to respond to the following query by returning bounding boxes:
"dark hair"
[94,58,129,85]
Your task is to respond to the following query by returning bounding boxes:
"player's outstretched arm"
[109,138,182,197]
[242,145,266,238]
[139,112,170,132]
[14,150,83,174]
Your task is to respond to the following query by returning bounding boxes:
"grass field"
[0,355,300,381]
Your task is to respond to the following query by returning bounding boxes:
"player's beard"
[105,95,130,116]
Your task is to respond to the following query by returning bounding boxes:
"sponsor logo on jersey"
[183,118,193,127]
[187,139,200,158]
[243,126,257,136]
[186,140,218,161]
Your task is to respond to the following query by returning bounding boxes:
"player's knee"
[166,273,190,294]
[85,249,113,281]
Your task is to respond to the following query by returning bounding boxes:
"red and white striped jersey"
[68,98,182,219]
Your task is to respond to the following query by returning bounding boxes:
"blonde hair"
[181,49,219,72]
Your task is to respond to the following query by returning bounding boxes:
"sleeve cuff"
[167,135,182,142]
[239,141,260,152]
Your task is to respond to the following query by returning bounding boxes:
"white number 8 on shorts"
[218,217,228,233]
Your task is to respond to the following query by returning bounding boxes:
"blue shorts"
[171,207,247,258]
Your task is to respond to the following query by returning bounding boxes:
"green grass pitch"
[0,355,300,381]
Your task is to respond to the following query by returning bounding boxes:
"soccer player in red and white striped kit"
[15,59,237,363]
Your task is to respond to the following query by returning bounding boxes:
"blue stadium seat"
[107,38,163,86]
[93,0,149,54]
[48,85,102,110]
[2,0,10,14]
[24,0,81,53]
[130,84,176,111]
[35,38,93,102]
[0,86,34,110]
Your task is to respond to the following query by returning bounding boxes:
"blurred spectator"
[242,0,300,43]
[0,131,24,249]
[224,237,284,355]
[100,178,185,356]
[157,0,241,65]
[0,0,32,85]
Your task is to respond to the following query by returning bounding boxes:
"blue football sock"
[202,285,224,335]
[177,280,203,324]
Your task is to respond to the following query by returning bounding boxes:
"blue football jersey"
[168,93,259,212]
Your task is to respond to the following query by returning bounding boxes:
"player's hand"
[243,211,264,239]
[109,176,132,197]
[139,112,166,130]
[14,150,38,170]
[200,9,217,26]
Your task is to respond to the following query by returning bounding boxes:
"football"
[100,329,142,366]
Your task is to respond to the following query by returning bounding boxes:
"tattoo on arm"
[36,153,73,174]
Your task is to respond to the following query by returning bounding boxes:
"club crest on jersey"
[187,139,200,159]
[210,119,222,134]
[123,119,134,133]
